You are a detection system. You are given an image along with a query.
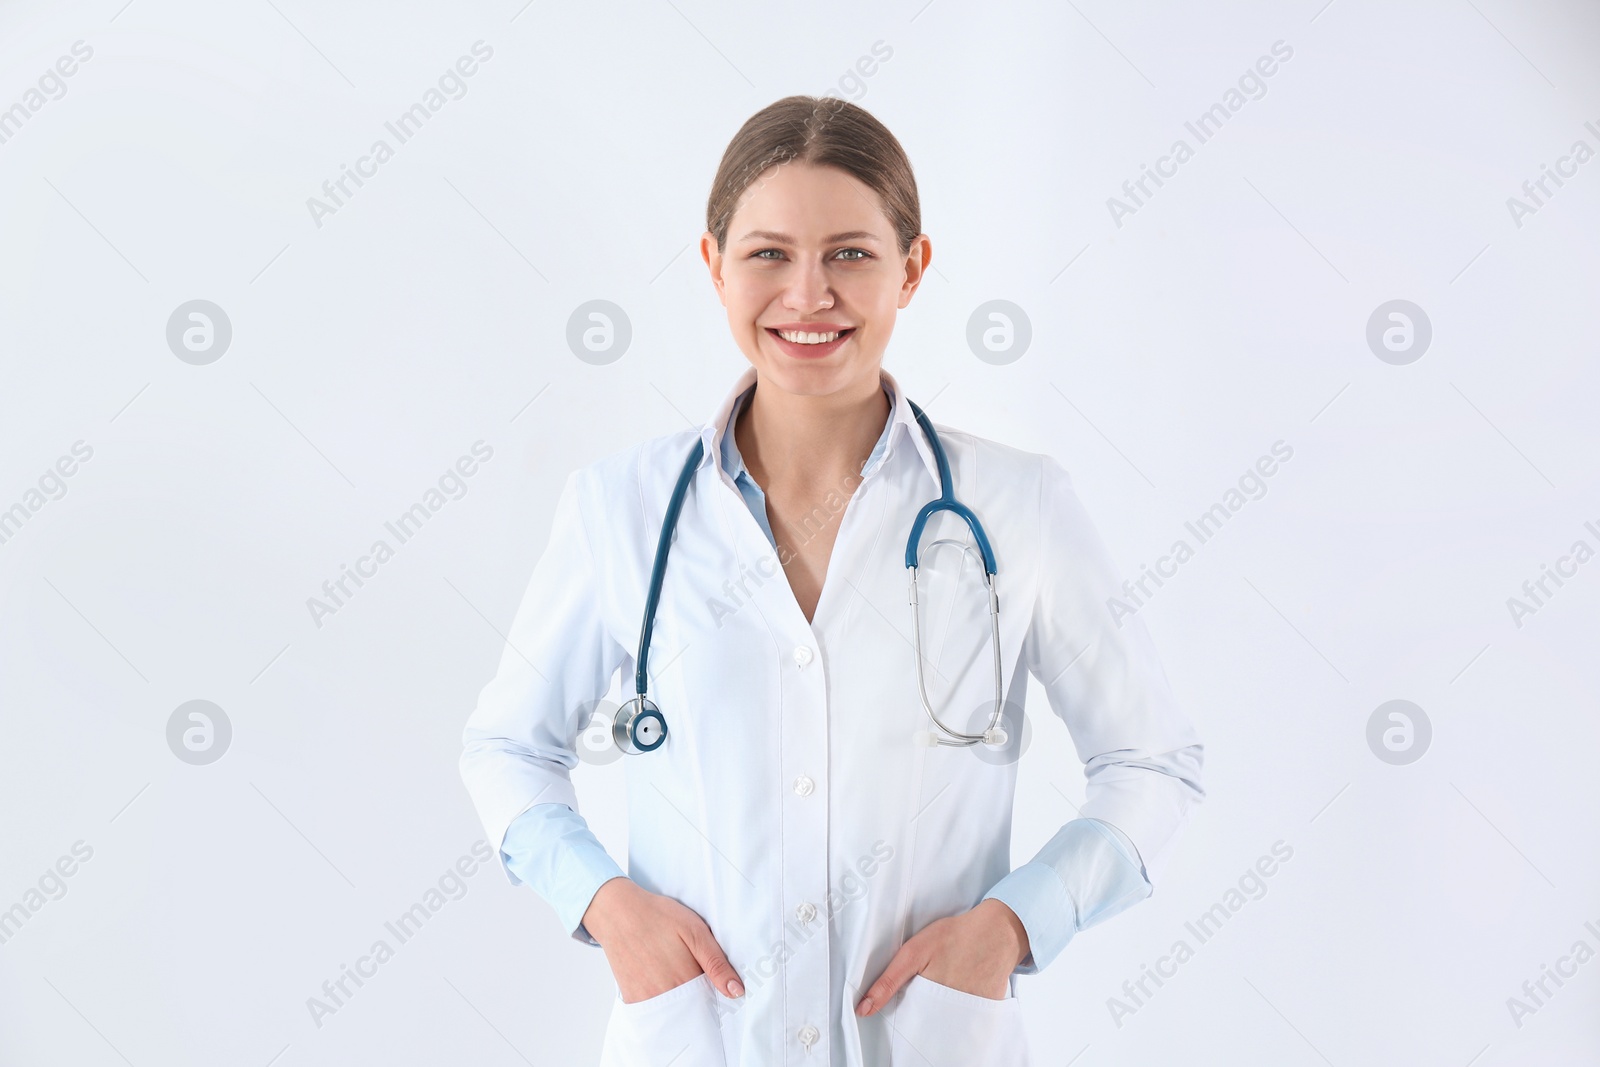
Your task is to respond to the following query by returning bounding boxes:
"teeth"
[776,329,844,344]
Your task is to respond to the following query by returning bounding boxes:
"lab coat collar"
[696,365,942,488]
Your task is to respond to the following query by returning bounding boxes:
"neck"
[736,372,890,495]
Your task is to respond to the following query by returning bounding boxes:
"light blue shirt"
[499,378,1154,973]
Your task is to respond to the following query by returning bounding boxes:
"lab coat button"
[798,1024,819,1047]
[796,902,817,923]
[793,645,814,667]
[793,775,814,796]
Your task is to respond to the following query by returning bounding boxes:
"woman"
[460,95,1204,1067]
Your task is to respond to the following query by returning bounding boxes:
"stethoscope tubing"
[622,397,1005,753]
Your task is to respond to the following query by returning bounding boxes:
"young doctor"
[460,96,1205,1066]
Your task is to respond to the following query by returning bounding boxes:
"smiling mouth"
[767,327,855,345]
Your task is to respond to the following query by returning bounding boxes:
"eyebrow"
[735,230,883,244]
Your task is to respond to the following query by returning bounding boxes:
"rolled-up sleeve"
[459,468,630,934]
[983,454,1205,972]
[501,802,625,946]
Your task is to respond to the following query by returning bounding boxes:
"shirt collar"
[697,365,942,488]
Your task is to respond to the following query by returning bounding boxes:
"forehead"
[729,162,891,240]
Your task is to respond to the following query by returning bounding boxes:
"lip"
[765,325,855,360]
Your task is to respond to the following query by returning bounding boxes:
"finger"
[685,924,745,999]
[856,945,925,1017]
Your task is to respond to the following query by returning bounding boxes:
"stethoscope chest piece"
[613,696,667,754]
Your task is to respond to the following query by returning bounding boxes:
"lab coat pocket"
[886,973,1030,1066]
[607,972,728,1067]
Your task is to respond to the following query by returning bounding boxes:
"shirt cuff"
[982,817,1152,974]
[500,802,627,947]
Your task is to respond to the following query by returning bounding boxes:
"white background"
[2,0,1598,1063]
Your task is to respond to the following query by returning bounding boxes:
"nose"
[781,256,834,312]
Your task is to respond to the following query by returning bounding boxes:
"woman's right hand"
[581,877,746,1004]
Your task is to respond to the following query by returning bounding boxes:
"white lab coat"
[460,366,1204,1066]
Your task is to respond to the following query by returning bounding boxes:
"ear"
[700,231,726,305]
[898,233,932,309]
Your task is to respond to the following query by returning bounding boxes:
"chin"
[764,356,881,395]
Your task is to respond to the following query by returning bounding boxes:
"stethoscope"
[611,399,1008,755]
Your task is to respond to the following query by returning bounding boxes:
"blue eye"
[748,247,871,262]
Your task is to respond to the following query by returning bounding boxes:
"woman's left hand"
[855,899,1030,1016]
